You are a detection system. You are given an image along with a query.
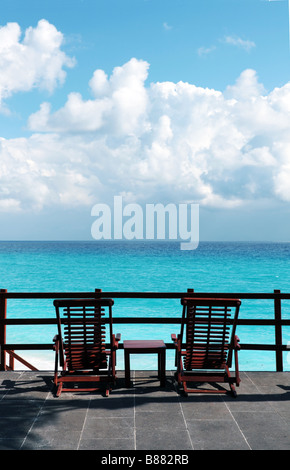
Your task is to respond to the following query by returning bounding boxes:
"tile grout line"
[10,371,41,450]
[221,371,263,450]
[77,396,92,450]
[222,398,252,450]
[19,388,51,450]
[173,373,195,450]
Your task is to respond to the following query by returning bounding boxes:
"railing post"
[8,351,14,371]
[95,288,102,298]
[274,289,283,372]
[0,289,7,371]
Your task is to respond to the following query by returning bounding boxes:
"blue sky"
[0,0,290,240]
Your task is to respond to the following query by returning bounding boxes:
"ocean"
[0,240,290,371]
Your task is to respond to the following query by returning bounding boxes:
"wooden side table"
[123,340,166,387]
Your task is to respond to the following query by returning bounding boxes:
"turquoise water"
[0,240,290,371]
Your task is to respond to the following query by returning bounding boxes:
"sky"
[0,0,290,241]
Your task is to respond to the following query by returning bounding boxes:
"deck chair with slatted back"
[171,298,241,397]
[53,298,120,397]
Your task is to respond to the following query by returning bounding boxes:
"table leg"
[125,350,131,387]
[158,352,161,379]
[159,350,166,387]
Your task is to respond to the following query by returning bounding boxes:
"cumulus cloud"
[28,58,149,135]
[1,55,290,213]
[0,19,75,108]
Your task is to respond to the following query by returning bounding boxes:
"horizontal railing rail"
[0,288,290,371]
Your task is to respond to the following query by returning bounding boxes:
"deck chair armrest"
[171,334,182,346]
[234,335,240,350]
[171,334,177,343]
[112,333,121,349]
[52,334,65,368]
[53,334,60,349]
[171,334,179,367]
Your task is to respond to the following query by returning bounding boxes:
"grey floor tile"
[88,396,135,417]
[0,417,36,439]
[232,410,290,450]
[0,399,43,417]
[245,371,290,388]
[136,429,193,450]
[32,410,87,432]
[79,438,135,450]
[0,438,24,450]
[186,418,251,450]
[135,410,186,431]
[82,416,135,440]
[179,395,231,420]
[21,430,81,450]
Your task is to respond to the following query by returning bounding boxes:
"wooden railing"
[0,288,290,371]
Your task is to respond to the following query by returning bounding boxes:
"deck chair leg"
[55,381,63,398]
[225,366,238,398]
[177,357,183,385]
[105,384,112,397]
[230,383,237,398]
[182,382,189,397]
[54,360,58,386]
[53,335,60,386]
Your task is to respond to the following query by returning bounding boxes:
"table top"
[123,340,166,349]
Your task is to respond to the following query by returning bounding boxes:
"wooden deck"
[0,370,289,452]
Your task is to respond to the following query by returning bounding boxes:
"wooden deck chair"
[53,298,120,397]
[171,298,241,397]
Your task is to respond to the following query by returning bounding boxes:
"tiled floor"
[0,370,289,450]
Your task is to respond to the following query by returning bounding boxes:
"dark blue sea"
[0,240,289,371]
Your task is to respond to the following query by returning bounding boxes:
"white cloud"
[223,35,256,51]
[225,69,265,100]
[197,34,255,58]
[0,19,75,109]
[28,57,149,135]
[163,22,172,31]
[197,45,216,56]
[1,56,290,213]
